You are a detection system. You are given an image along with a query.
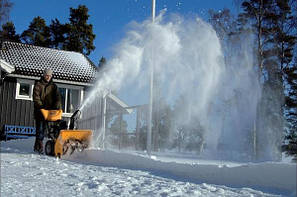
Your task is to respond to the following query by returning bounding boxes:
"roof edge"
[7,74,93,86]
[108,92,133,114]
[0,59,15,73]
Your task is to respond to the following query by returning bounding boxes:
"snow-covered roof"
[0,41,97,83]
[0,59,15,73]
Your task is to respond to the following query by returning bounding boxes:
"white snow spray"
[79,12,281,161]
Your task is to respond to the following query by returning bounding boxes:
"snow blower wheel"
[45,140,55,156]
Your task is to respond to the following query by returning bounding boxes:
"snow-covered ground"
[1,138,296,197]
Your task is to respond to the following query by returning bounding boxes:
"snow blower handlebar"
[69,109,81,130]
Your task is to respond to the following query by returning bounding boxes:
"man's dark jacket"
[33,77,62,120]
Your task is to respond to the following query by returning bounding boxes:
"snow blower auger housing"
[41,109,92,158]
[54,129,92,157]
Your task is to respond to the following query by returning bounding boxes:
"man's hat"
[43,68,53,76]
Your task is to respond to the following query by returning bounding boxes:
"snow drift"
[1,138,296,196]
[69,149,296,195]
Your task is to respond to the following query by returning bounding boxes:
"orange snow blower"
[41,109,92,158]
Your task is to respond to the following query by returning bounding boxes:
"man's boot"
[34,139,39,152]
[39,140,44,154]
[34,139,44,154]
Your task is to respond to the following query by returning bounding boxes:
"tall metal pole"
[147,0,156,156]
[152,0,156,22]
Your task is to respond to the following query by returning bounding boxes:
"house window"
[57,84,84,116]
[20,83,30,96]
[67,89,79,113]
[15,79,34,100]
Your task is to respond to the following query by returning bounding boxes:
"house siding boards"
[0,77,35,135]
[0,76,103,135]
[0,76,103,136]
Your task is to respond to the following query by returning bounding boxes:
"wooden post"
[102,96,107,149]
[136,108,140,150]
[118,113,123,150]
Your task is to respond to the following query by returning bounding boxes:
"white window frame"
[15,79,34,101]
[56,83,84,117]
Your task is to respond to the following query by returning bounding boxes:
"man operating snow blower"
[32,68,92,157]
[33,68,62,154]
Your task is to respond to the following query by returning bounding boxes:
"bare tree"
[232,0,244,12]
[0,0,13,27]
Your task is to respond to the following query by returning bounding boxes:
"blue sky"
[10,0,236,64]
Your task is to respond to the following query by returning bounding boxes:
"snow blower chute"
[41,109,92,158]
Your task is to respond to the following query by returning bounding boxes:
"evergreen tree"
[272,0,295,70]
[208,8,249,66]
[240,0,275,160]
[240,0,273,72]
[264,0,295,159]
[240,0,294,78]
[97,56,107,74]
[284,62,297,152]
[283,0,297,155]
[99,56,106,67]
[21,16,51,47]
[63,5,95,55]
[49,18,68,49]
[238,0,295,160]
[4,4,96,56]
[0,21,20,42]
